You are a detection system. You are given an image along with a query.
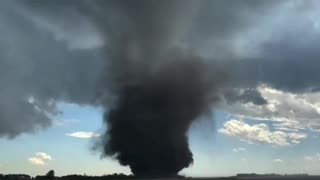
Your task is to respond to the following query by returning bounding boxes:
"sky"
[1,0,320,177]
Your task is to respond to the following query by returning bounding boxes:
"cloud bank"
[219,119,307,146]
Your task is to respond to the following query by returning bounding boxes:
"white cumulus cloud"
[29,152,52,166]
[219,119,307,146]
[66,131,100,139]
[29,157,46,166]
[223,85,320,133]
[35,152,52,161]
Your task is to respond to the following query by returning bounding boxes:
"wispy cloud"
[233,147,247,153]
[273,159,284,163]
[66,131,100,139]
[304,153,320,161]
[29,152,52,166]
[53,119,80,126]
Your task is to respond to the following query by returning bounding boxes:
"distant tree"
[35,176,46,180]
[4,174,31,180]
[45,170,54,178]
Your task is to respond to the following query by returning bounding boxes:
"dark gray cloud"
[0,0,317,139]
[227,28,320,94]
[0,1,105,137]
[224,89,267,105]
[255,34,320,93]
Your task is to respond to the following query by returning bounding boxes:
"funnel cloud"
[95,0,226,176]
[101,54,226,176]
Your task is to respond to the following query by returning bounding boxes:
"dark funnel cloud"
[93,0,226,176]
[101,54,226,176]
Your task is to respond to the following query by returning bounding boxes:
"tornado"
[100,53,226,176]
[89,0,228,176]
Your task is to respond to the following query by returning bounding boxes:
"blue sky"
[1,102,319,177]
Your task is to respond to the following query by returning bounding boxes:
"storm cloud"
[1,0,320,175]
